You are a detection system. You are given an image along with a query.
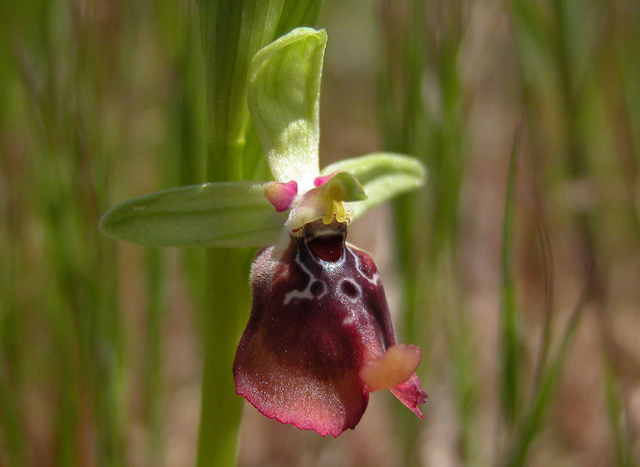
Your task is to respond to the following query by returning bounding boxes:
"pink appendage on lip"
[263,181,298,212]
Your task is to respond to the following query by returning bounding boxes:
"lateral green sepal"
[321,153,426,219]
[99,182,287,248]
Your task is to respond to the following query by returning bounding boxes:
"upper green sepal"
[323,172,367,203]
[99,182,287,248]
[247,27,326,191]
[321,153,426,219]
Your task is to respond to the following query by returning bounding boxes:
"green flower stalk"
[100,26,426,461]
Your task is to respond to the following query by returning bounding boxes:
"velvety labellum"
[234,220,427,437]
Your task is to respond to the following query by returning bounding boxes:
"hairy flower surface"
[235,220,426,436]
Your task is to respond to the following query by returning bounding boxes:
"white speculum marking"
[282,243,380,307]
[283,249,327,306]
[348,247,381,286]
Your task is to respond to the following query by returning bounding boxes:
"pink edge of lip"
[314,173,336,187]
[263,180,298,212]
[235,386,360,438]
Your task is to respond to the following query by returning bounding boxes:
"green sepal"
[247,27,326,189]
[324,171,367,202]
[242,0,327,181]
[99,182,287,248]
[321,153,426,219]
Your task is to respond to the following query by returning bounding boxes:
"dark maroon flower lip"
[233,219,427,436]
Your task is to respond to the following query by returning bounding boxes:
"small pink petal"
[264,181,298,212]
[359,344,422,391]
[313,173,336,187]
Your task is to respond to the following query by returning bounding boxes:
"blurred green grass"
[2,0,640,466]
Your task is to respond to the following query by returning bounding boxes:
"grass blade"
[505,273,590,467]
[500,125,524,428]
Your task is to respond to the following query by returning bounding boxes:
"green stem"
[197,140,250,467]
[145,248,166,466]
[198,247,251,467]
[197,128,253,467]
[195,3,326,464]
[195,1,284,464]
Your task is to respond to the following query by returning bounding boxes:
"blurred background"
[1,0,640,466]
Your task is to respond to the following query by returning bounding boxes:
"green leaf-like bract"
[321,153,426,219]
[247,27,326,190]
[99,182,286,247]
[198,0,285,182]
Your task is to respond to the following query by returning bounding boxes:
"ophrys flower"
[100,27,427,437]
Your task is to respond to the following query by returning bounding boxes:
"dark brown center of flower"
[302,218,347,263]
[308,235,344,262]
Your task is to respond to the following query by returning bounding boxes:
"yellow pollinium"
[322,199,350,224]
[286,172,367,232]
[320,172,366,224]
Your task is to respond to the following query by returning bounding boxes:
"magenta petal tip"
[264,180,298,212]
[313,173,335,187]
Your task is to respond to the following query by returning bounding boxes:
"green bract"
[100,27,426,248]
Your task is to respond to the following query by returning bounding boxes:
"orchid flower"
[100,27,427,437]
